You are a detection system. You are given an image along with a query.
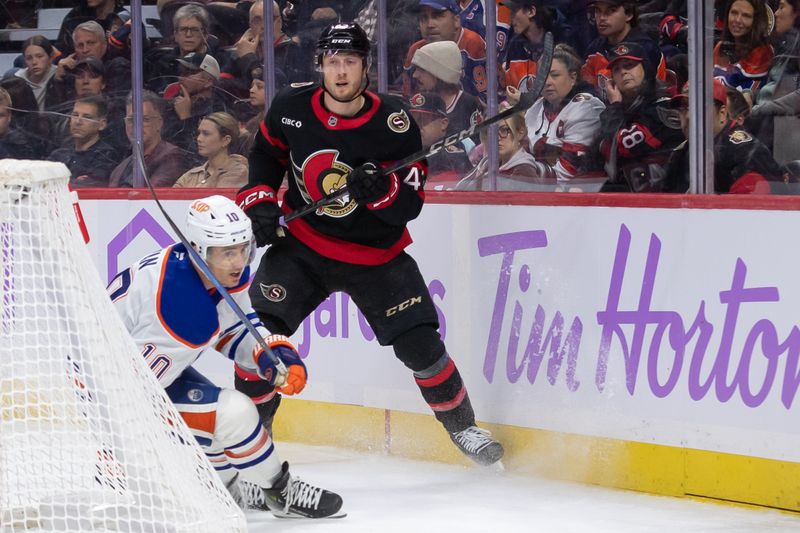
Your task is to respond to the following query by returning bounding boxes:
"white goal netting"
[0,160,246,532]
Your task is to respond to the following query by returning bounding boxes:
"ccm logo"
[241,189,274,207]
[386,296,422,317]
[281,117,302,128]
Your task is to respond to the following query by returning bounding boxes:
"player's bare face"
[543,59,577,105]
[611,60,644,96]
[591,4,631,42]
[418,7,460,42]
[206,242,252,287]
[321,52,366,104]
[727,0,755,39]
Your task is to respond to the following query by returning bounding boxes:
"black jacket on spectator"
[0,128,43,160]
[596,88,684,192]
[48,139,122,188]
[55,0,125,55]
[665,122,789,194]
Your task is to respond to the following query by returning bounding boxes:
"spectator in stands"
[665,79,789,193]
[55,21,125,83]
[524,44,606,184]
[411,40,484,149]
[0,77,51,157]
[499,0,553,94]
[595,42,683,192]
[239,64,267,155]
[146,3,235,96]
[0,87,40,159]
[109,91,191,188]
[581,0,667,99]
[232,0,306,89]
[48,95,120,187]
[714,0,774,100]
[749,0,800,151]
[14,35,64,112]
[408,91,472,188]
[174,111,248,187]
[454,0,513,55]
[163,52,225,160]
[404,0,488,100]
[56,0,124,56]
[456,108,544,190]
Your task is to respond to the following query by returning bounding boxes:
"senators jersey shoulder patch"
[388,111,410,133]
[729,130,752,144]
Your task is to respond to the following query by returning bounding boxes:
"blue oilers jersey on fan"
[108,243,267,387]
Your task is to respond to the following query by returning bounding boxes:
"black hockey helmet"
[316,22,371,63]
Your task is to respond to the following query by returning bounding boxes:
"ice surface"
[246,442,800,533]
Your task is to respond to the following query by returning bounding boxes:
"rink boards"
[77,190,800,512]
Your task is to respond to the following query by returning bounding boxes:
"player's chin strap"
[132,142,289,386]
[281,32,555,225]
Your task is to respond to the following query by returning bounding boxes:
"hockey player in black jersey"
[236,22,504,467]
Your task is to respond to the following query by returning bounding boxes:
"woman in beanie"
[714,0,774,100]
[411,40,484,149]
[594,41,684,192]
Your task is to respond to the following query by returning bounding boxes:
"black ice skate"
[243,462,344,518]
[450,426,505,466]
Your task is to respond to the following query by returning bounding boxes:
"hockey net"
[0,160,246,532]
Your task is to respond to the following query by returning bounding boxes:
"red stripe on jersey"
[260,122,289,152]
[415,359,455,387]
[285,206,412,265]
[561,142,588,154]
[558,156,578,176]
[234,363,262,381]
[312,88,382,130]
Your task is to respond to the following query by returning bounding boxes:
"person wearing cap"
[410,40,484,148]
[594,41,683,192]
[408,91,472,187]
[581,0,667,98]
[714,0,774,100]
[161,51,225,160]
[664,79,789,194]
[48,95,121,188]
[524,44,606,184]
[403,0,489,101]
[500,0,553,94]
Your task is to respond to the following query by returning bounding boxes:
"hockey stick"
[282,31,555,224]
[131,143,289,385]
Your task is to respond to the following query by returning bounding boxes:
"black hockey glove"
[236,185,284,247]
[346,160,389,205]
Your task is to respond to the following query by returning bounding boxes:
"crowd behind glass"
[1,0,798,194]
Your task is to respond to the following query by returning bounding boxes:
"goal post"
[0,160,247,532]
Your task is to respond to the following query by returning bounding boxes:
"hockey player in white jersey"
[523,44,605,184]
[108,195,343,519]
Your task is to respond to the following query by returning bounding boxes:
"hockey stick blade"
[282,32,555,224]
[131,142,289,384]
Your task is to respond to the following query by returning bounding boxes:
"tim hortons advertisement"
[80,199,800,463]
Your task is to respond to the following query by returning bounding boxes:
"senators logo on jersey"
[293,149,357,218]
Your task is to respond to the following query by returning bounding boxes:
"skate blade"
[489,460,505,473]
[273,511,347,519]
